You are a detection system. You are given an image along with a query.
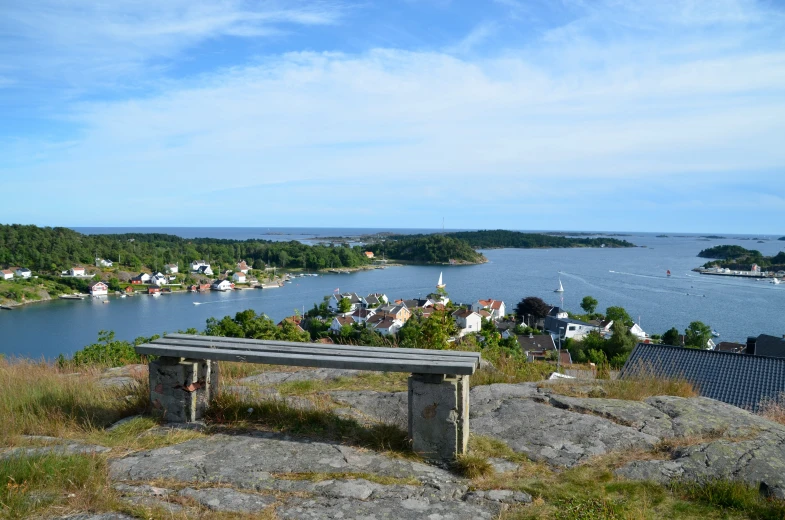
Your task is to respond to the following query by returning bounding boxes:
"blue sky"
[1,0,784,233]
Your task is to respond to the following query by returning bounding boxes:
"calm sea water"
[1,228,783,359]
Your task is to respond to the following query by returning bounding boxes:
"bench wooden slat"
[150,337,477,364]
[136,343,477,375]
[164,334,481,360]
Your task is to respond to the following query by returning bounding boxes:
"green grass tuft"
[0,453,109,519]
[452,454,494,479]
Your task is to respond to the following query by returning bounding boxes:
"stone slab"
[470,398,659,467]
[179,487,276,512]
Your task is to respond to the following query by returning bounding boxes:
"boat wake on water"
[190,296,268,306]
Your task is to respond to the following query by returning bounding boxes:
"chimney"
[746,336,757,356]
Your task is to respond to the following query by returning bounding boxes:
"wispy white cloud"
[0,0,346,88]
[445,22,499,54]
[1,0,784,231]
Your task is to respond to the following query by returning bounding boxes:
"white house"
[330,315,354,333]
[471,299,507,321]
[196,265,214,276]
[236,261,251,274]
[365,293,389,307]
[150,272,167,286]
[452,309,483,337]
[211,280,234,291]
[232,272,247,283]
[15,268,31,279]
[88,281,108,296]
[132,272,151,284]
[373,317,403,336]
[328,292,366,313]
[1,269,13,280]
[629,323,649,340]
[69,267,86,277]
[350,308,376,323]
[95,258,113,268]
[545,316,599,340]
[191,260,213,275]
[164,264,178,274]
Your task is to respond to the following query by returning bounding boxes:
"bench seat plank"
[148,337,478,364]
[136,343,477,375]
[163,334,481,360]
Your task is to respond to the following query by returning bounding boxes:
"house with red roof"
[471,299,506,321]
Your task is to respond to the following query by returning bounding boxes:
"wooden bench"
[136,333,481,460]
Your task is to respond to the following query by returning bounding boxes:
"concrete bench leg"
[408,373,470,460]
[149,357,219,422]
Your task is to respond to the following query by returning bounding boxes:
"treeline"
[699,245,785,270]
[698,245,760,260]
[0,224,371,273]
[444,230,635,249]
[366,234,485,264]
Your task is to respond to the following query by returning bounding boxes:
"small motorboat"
[712,329,720,337]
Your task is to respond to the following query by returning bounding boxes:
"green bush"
[63,330,160,367]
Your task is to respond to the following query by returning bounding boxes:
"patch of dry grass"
[274,372,408,396]
[542,375,697,401]
[0,359,148,445]
[759,393,785,426]
[206,387,415,458]
[470,354,554,387]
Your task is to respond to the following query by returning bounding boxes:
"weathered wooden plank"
[135,343,477,375]
[163,333,481,360]
[149,337,477,364]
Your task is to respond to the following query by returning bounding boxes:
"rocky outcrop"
[85,374,785,516]
[108,432,503,518]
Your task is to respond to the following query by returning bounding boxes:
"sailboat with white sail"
[436,272,446,289]
[554,278,564,293]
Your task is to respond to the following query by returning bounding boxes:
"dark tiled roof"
[517,335,557,351]
[753,335,785,358]
[620,343,785,411]
[716,342,745,353]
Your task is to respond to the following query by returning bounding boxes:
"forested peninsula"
[1,225,637,276]
[444,230,635,249]
[0,224,371,272]
[698,245,785,271]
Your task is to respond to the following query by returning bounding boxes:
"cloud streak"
[1,0,784,232]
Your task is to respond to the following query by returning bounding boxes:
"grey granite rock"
[465,489,532,504]
[329,390,408,428]
[224,384,281,400]
[547,394,674,437]
[469,383,543,416]
[1,441,110,459]
[97,377,139,389]
[276,496,497,519]
[179,487,276,512]
[470,397,659,467]
[644,396,780,438]
[113,484,171,497]
[617,428,785,498]
[106,415,144,431]
[488,458,519,473]
[109,432,459,488]
[240,368,364,386]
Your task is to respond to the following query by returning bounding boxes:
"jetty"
[693,267,771,279]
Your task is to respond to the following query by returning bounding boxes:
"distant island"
[780,236,785,241]
[443,230,635,249]
[363,230,636,264]
[698,245,785,271]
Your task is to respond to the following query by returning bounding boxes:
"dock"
[693,267,771,279]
